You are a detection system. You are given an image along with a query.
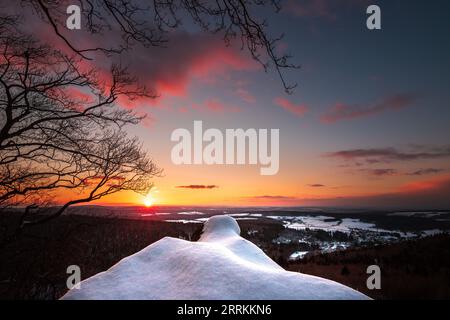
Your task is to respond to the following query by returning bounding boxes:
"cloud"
[408,168,445,176]
[176,185,219,189]
[18,22,256,111]
[236,88,256,104]
[324,146,450,163]
[398,175,450,193]
[307,184,326,187]
[301,175,450,210]
[321,93,418,123]
[118,32,257,100]
[243,174,450,209]
[362,168,444,177]
[46,31,257,111]
[274,97,308,117]
[363,169,398,177]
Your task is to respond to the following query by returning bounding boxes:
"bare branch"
[0,21,161,234]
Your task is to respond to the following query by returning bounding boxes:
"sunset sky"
[8,0,450,209]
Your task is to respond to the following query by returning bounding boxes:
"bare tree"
[0,0,299,240]
[21,0,298,93]
[0,18,161,238]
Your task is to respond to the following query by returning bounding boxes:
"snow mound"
[61,215,369,300]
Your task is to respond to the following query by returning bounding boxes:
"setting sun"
[143,196,154,207]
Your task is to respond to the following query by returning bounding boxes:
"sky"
[6,0,450,209]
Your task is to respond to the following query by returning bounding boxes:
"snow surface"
[61,215,369,300]
[178,211,205,215]
[267,215,394,234]
[288,251,309,261]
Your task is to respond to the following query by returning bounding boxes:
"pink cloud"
[177,106,189,113]
[27,23,257,111]
[86,33,256,112]
[300,174,450,209]
[274,97,308,117]
[236,88,256,104]
[14,2,256,94]
[242,174,450,209]
[399,175,450,193]
[118,32,257,101]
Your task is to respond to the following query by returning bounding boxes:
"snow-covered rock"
[61,215,369,300]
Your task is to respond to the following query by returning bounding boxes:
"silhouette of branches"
[22,0,298,92]
[0,20,161,235]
